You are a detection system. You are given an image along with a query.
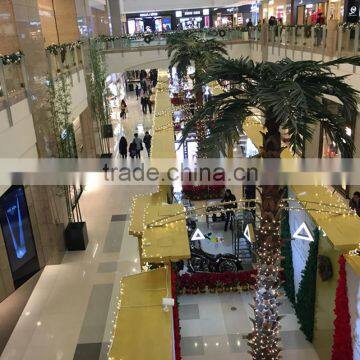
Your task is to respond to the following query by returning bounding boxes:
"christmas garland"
[0,50,24,65]
[280,188,296,305]
[95,25,248,43]
[46,40,83,56]
[295,227,319,342]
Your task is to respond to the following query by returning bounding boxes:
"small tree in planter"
[88,40,113,157]
[48,74,88,251]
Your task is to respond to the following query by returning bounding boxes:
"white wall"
[0,99,37,159]
[122,0,248,13]
[346,262,360,359]
[70,70,88,120]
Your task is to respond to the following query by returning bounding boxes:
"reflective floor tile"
[97,262,118,273]
[181,336,205,356]
[179,304,200,320]
[227,333,249,353]
[111,214,127,222]
[280,330,313,350]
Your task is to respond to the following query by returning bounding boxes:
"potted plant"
[208,273,217,293]
[48,75,88,251]
[216,279,224,294]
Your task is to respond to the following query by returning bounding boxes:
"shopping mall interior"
[1,0,360,359]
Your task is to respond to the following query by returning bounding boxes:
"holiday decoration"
[171,265,182,360]
[176,270,256,294]
[46,40,82,55]
[0,51,24,65]
[331,255,353,360]
[280,190,295,305]
[295,227,319,342]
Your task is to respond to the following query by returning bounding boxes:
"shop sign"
[139,12,158,17]
[184,10,201,16]
[346,0,360,22]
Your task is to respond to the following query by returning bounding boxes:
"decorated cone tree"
[331,255,353,360]
[295,227,319,342]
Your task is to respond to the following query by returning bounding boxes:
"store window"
[320,99,355,197]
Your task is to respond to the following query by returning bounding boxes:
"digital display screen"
[0,186,39,288]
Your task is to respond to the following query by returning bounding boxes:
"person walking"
[350,192,360,216]
[119,136,128,158]
[120,99,128,119]
[135,85,140,100]
[221,189,237,231]
[129,141,137,159]
[141,95,147,114]
[133,133,143,159]
[143,131,152,157]
[147,92,154,114]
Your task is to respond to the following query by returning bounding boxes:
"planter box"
[65,222,88,251]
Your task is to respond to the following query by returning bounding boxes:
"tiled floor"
[179,292,320,360]
[0,93,157,360]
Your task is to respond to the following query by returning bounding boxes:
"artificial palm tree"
[181,56,360,359]
[167,32,227,156]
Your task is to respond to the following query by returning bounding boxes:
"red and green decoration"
[0,51,24,65]
[171,265,182,360]
[331,255,353,360]
[280,188,295,305]
[295,227,319,342]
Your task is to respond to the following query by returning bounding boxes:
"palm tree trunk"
[194,77,206,158]
[248,119,285,360]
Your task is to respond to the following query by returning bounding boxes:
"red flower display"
[331,255,353,360]
[171,266,182,360]
[177,270,257,293]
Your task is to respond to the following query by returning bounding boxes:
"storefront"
[126,11,173,34]
[174,8,211,29]
[262,0,291,23]
[295,0,328,25]
[212,6,252,27]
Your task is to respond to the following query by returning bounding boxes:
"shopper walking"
[120,99,128,119]
[141,95,147,114]
[221,189,237,231]
[132,133,143,159]
[350,192,360,216]
[135,85,140,100]
[119,136,128,158]
[148,92,154,114]
[143,131,152,157]
[129,141,137,159]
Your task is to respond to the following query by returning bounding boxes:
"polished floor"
[1,88,319,360]
[179,293,319,360]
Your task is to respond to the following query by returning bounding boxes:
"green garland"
[95,25,248,43]
[280,188,296,305]
[0,50,24,65]
[46,40,83,56]
[295,227,319,342]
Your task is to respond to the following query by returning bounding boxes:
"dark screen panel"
[0,186,40,288]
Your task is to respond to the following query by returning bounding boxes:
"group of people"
[119,131,152,159]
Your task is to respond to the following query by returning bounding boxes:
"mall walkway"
[0,86,157,360]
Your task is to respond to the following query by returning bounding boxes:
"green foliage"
[295,227,320,342]
[1,50,24,65]
[89,40,111,154]
[182,56,360,157]
[166,32,228,82]
[280,188,295,305]
[47,74,77,159]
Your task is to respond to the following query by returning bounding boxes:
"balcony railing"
[101,24,360,62]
